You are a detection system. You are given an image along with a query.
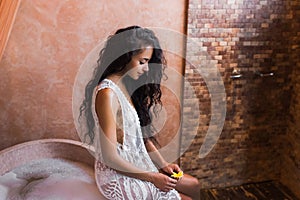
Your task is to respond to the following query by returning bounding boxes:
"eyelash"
[139,61,146,65]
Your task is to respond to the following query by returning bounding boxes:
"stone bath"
[0,139,106,199]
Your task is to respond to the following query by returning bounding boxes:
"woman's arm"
[95,89,177,192]
[145,139,182,175]
[144,139,168,169]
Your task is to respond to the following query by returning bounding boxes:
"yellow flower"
[171,171,183,178]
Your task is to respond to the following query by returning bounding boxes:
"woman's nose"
[143,63,149,72]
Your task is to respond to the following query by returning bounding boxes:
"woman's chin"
[132,75,140,80]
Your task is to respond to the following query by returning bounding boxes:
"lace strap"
[97,79,113,91]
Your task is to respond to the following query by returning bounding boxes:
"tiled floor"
[200,181,298,200]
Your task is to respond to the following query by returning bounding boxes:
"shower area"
[0,0,299,199]
[181,0,300,199]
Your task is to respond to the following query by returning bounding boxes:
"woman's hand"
[161,163,182,176]
[150,172,178,192]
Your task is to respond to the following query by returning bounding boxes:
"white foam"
[0,158,103,200]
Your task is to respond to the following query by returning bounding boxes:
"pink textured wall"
[0,0,187,150]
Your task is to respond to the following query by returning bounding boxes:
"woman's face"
[125,46,153,80]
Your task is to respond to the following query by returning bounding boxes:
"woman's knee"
[189,176,201,191]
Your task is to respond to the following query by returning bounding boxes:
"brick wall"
[281,2,300,197]
[181,0,300,191]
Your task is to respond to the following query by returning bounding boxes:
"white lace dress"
[93,79,181,200]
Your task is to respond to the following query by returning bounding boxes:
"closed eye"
[139,58,149,65]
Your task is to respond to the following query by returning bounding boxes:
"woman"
[80,26,200,199]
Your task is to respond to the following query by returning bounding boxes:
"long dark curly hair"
[79,25,167,146]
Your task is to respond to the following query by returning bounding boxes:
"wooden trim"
[0,0,21,61]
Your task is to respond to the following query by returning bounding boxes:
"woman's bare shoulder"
[95,88,119,113]
[96,87,114,99]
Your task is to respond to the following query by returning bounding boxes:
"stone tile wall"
[181,0,300,192]
[281,2,300,197]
